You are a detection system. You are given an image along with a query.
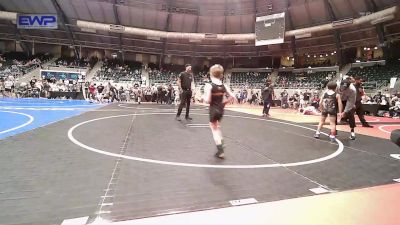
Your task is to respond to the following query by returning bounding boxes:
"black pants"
[263,99,271,115]
[177,90,192,118]
[355,102,369,126]
[342,101,356,129]
[110,93,119,102]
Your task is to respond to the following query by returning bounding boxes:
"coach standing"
[354,76,373,128]
[340,79,357,140]
[176,64,194,121]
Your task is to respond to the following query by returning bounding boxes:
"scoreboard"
[255,12,286,46]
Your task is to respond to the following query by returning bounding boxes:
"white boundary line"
[68,112,344,169]
[0,103,97,108]
[118,103,207,111]
[390,154,400,160]
[0,110,34,134]
[378,125,400,134]
[0,107,98,111]
[0,105,97,108]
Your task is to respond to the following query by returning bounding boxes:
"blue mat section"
[0,98,102,139]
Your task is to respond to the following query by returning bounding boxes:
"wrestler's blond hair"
[210,64,224,79]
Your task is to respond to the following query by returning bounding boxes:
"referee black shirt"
[179,72,192,90]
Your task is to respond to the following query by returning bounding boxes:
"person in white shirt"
[380,96,388,106]
[0,79,4,97]
[4,79,13,97]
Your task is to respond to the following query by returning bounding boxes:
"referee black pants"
[177,90,192,118]
[355,102,369,126]
[342,101,356,129]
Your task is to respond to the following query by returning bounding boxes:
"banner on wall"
[17,14,58,29]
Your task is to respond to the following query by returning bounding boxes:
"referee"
[176,64,194,121]
[354,76,373,127]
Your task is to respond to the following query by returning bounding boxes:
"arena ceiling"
[0,0,399,57]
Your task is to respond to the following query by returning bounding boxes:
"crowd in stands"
[0,75,83,99]
[53,56,98,68]
[230,72,269,88]
[348,61,400,89]
[360,91,400,117]
[94,59,142,83]
[148,68,178,85]
[147,64,211,86]
[0,52,52,80]
[86,82,178,105]
[276,71,335,89]
[232,87,320,111]
[301,59,335,68]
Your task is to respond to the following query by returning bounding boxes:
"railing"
[363,81,378,90]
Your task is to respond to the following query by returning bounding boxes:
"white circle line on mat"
[67,112,344,169]
[378,125,400,134]
[0,110,34,134]
[118,104,207,111]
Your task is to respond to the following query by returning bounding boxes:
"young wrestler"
[314,81,343,142]
[203,64,235,158]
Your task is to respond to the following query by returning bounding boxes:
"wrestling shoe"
[215,145,225,159]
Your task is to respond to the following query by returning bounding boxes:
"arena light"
[189,39,201,43]
[307,55,310,58]
[147,36,161,41]
[295,33,312,39]
[326,53,328,57]
[332,18,354,28]
[374,46,378,50]
[331,52,334,55]
[205,33,218,39]
[364,47,367,50]
[80,28,96,33]
[314,55,317,58]
[371,15,395,25]
[235,40,248,44]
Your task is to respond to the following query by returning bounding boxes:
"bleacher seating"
[54,56,98,68]
[95,60,142,83]
[230,72,269,88]
[0,52,52,79]
[149,69,178,85]
[348,61,400,89]
[276,71,336,89]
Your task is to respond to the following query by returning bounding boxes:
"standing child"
[314,81,343,142]
[203,64,235,158]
